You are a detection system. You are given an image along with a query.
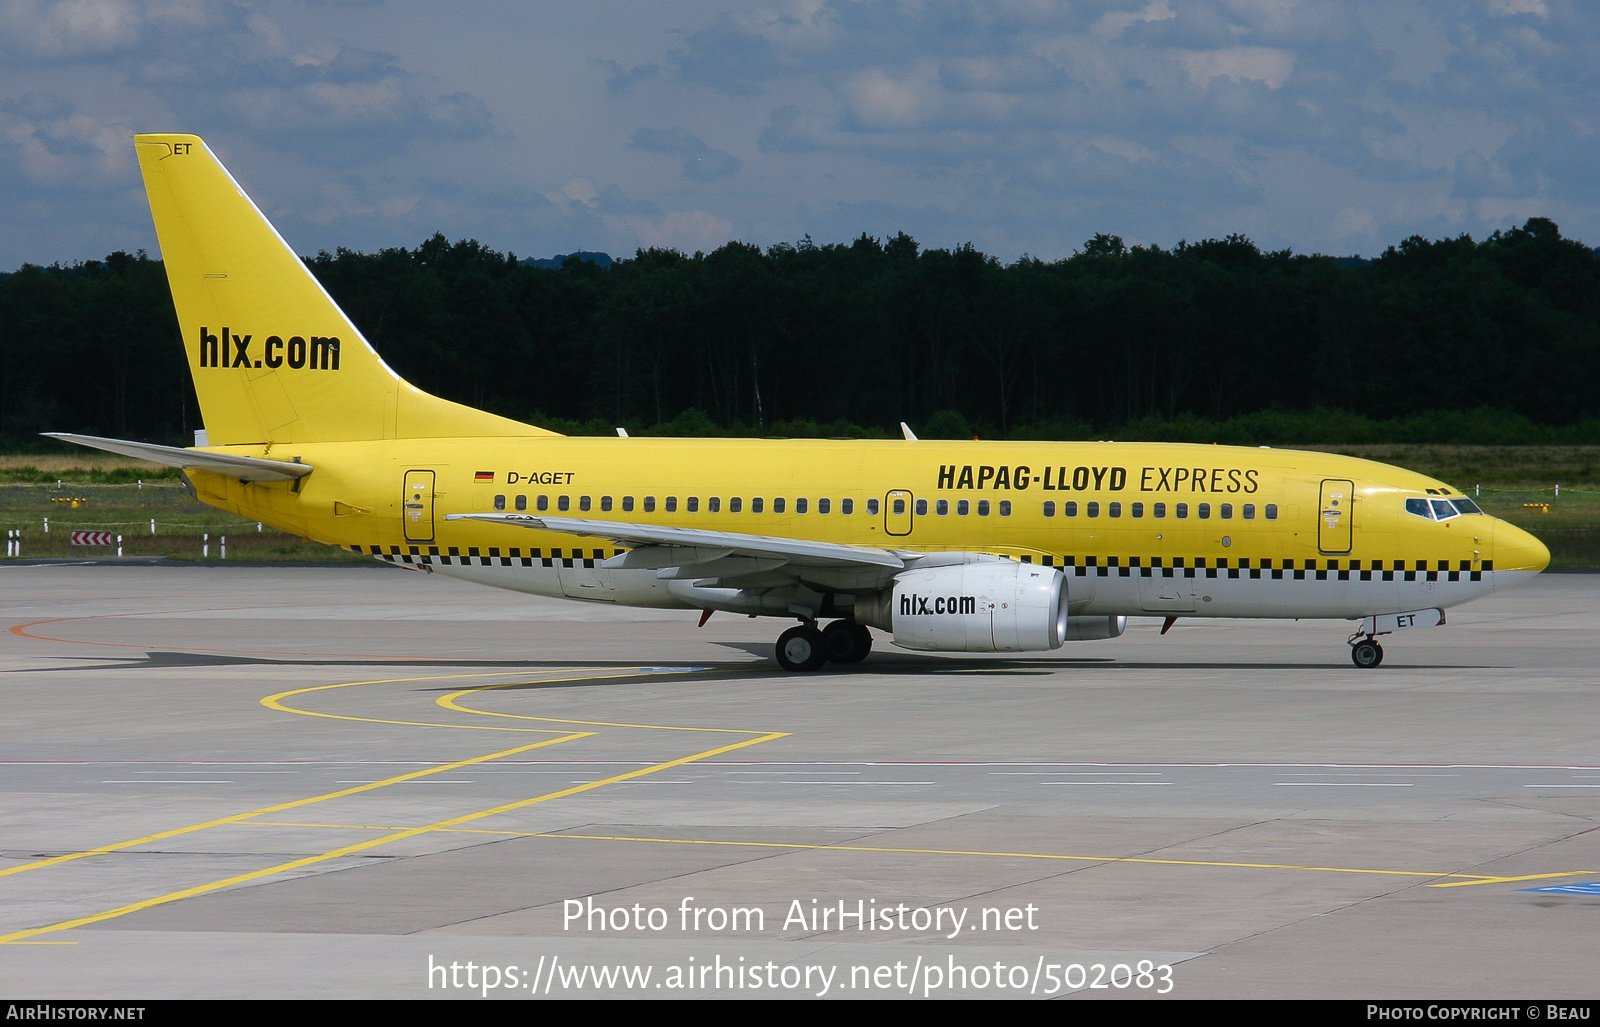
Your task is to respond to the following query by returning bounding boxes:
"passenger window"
[796,498,808,514]
[999,500,1011,516]
[1087,501,1100,517]
[1242,503,1254,519]
[730,497,742,513]
[537,495,549,511]
[493,494,505,511]
[687,497,700,513]
[1131,502,1143,518]
[1220,503,1232,519]
[621,496,634,512]
[579,496,592,512]
[867,498,880,515]
[936,499,949,515]
[1108,501,1121,518]
[957,499,970,516]
[819,498,831,514]
[1065,501,1078,517]
[1198,503,1210,519]
[1265,504,1278,520]
[893,498,906,515]
[977,500,990,516]
[1043,501,1056,517]
[774,498,786,513]
[841,498,853,514]
[752,497,764,513]
[915,499,927,515]
[708,497,720,512]
[515,495,527,512]
[1176,503,1188,519]
[644,496,656,513]
[600,496,613,512]
[665,496,677,512]
[1153,502,1166,518]
[558,495,570,512]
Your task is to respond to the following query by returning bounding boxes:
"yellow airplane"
[50,134,1550,671]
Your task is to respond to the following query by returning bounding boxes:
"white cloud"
[0,92,134,189]
[0,0,241,62]
[839,64,942,129]
[2,0,1598,268]
[1178,46,1296,89]
[1096,1,1176,40]
[0,0,142,60]
[1487,0,1547,18]
[620,209,735,253]
[1332,206,1374,237]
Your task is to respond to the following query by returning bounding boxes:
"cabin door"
[403,470,435,543]
[1319,479,1354,554]
[884,490,915,536]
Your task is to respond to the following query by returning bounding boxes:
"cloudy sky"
[2,0,1596,268]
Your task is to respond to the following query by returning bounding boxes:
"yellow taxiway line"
[0,731,783,945]
[1,666,787,944]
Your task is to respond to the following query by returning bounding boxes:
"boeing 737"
[50,134,1551,670]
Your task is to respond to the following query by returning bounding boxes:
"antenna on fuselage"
[900,422,918,441]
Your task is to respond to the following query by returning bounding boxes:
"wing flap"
[443,513,906,571]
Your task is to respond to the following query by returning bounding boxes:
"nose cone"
[1493,519,1550,574]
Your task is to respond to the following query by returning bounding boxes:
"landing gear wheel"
[1350,638,1384,669]
[821,620,873,664]
[776,625,828,671]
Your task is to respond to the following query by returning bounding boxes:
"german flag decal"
[474,470,494,482]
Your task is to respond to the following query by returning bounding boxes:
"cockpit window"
[1405,498,1432,519]
[1430,499,1458,520]
[1451,497,1483,515]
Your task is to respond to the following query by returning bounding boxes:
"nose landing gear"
[1348,634,1384,668]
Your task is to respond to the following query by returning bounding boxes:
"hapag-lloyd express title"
[935,463,1261,494]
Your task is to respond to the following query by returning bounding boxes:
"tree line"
[2,219,1598,450]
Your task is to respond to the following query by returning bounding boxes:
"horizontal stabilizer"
[43,433,312,482]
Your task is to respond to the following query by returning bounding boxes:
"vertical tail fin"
[134,134,556,445]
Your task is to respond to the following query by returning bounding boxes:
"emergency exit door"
[1319,478,1353,554]
[884,490,914,536]
[403,470,435,542]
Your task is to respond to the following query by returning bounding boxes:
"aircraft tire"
[1350,639,1384,669]
[822,620,872,664]
[777,625,828,671]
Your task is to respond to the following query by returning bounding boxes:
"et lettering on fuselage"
[506,471,576,486]
[936,463,1259,493]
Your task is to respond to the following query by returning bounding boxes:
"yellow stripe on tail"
[134,133,558,446]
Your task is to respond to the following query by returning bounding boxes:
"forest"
[2,218,1597,449]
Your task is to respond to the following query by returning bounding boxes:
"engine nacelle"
[883,561,1068,652]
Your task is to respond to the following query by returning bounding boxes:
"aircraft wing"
[43,433,312,482]
[444,513,907,572]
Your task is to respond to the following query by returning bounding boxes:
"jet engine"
[859,560,1069,652]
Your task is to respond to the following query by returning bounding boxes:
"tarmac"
[1,560,1596,999]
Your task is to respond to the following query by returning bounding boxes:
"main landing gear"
[1348,635,1384,669]
[775,620,873,671]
